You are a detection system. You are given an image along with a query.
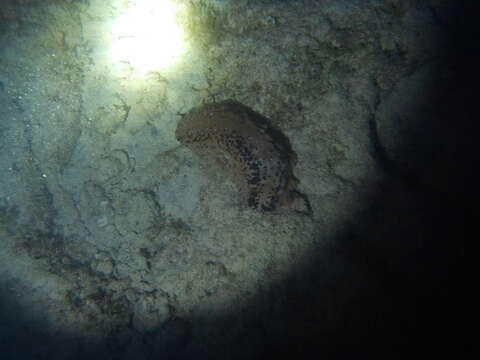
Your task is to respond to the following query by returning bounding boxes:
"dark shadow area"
[0,0,477,359]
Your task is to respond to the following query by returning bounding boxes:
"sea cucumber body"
[175,100,298,211]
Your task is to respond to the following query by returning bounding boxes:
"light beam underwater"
[108,0,186,74]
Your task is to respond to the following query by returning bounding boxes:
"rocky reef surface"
[0,0,473,358]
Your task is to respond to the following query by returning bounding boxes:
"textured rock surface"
[176,100,304,211]
[0,0,474,359]
[374,61,459,194]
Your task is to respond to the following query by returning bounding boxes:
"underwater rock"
[175,100,306,211]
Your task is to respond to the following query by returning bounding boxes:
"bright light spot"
[109,0,185,73]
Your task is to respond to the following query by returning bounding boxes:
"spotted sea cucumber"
[175,100,308,212]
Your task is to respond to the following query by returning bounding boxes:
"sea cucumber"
[175,100,305,211]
